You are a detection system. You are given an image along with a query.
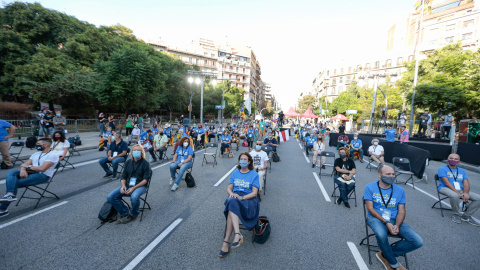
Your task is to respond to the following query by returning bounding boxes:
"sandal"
[231,233,243,249]
[219,241,230,258]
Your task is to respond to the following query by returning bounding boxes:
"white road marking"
[0,201,68,230]
[214,166,237,187]
[123,218,183,270]
[303,152,310,163]
[0,180,4,185]
[71,159,98,167]
[347,242,369,270]
[298,143,303,149]
[312,172,331,202]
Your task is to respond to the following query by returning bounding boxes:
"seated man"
[149,128,169,162]
[99,131,128,178]
[217,125,224,141]
[304,130,316,155]
[249,140,269,197]
[336,132,349,150]
[196,124,206,146]
[334,147,356,208]
[438,154,480,226]
[364,165,423,270]
[231,128,240,151]
[350,134,364,163]
[220,130,232,157]
[263,131,278,152]
[130,124,141,145]
[107,145,151,224]
[0,138,59,217]
[368,138,385,165]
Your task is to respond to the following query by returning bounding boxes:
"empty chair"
[202,142,218,167]
[9,141,25,166]
[318,151,335,177]
[392,157,415,189]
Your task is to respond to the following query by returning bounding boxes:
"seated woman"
[52,131,69,162]
[312,135,325,168]
[219,152,260,258]
[169,137,194,191]
[220,130,232,157]
[334,147,356,208]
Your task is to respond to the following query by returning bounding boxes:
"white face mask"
[183,142,189,147]
[354,137,358,140]
[374,142,379,145]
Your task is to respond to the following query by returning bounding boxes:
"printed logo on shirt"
[372,192,397,208]
[234,178,251,190]
[447,171,464,181]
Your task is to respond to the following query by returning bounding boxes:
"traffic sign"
[346,110,357,114]
[215,105,224,109]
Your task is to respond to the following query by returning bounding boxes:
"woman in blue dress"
[219,152,260,258]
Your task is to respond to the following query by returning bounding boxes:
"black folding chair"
[121,169,152,221]
[432,174,452,217]
[9,141,25,165]
[331,172,357,207]
[107,148,130,179]
[16,164,60,209]
[59,151,75,172]
[360,197,409,268]
[366,156,379,171]
[69,143,81,156]
[153,145,170,163]
[392,157,415,189]
[261,146,273,173]
[318,151,335,177]
[202,142,218,167]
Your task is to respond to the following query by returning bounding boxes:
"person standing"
[418,113,428,137]
[0,119,16,169]
[425,110,432,137]
[397,111,407,133]
[399,126,409,144]
[338,123,346,134]
[52,112,66,133]
[442,112,454,139]
[98,112,106,137]
[384,124,396,142]
[138,115,144,133]
[259,119,266,137]
[125,115,134,137]
[108,115,116,131]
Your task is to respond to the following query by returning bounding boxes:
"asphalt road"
[0,136,478,270]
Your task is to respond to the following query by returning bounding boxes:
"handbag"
[253,216,271,244]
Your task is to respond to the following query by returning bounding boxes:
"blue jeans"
[350,148,364,159]
[99,123,106,135]
[169,160,193,185]
[107,186,146,217]
[367,216,423,268]
[99,156,126,176]
[139,123,144,133]
[0,170,50,211]
[334,176,355,203]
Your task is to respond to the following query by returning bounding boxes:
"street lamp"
[187,70,217,125]
[187,77,201,121]
[358,72,386,133]
[220,53,234,125]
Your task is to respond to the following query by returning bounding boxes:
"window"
[332,78,337,85]
[445,36,454,44]
[348,67,352,73]
[340,68,344,74]
[338,86,343,93]
[346,76,352,84]
[463,20,474,28]
[365,63,371,70]
[433,1,461,13]
[212,61,215,67]
[445,24,455,32]
[211,54,215,57]
[375,61,380,69]
[220,52,226,57]
[331,87,336,94]
[204,52,208,56]
[339,77,343,83]
[189,57,192,64]
[429,39,438,46]
[408,55,414,62]
[397,57,403,65]
[385,59,392,67]
[462,33,473,40]
[204,60,208,66]
[334,69,337,75]
[196,59,199,65]
[327,70,330,76]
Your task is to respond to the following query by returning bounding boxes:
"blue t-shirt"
[259,122,266,129]
[164,127,172,137]
[140,132,153,141]
[0,119,12,142]
[385,129,396,142]
[437,165,468,191]
[221,134,232,145]
[351,139,362,148]
[247,128,255,138]
[306,136,317,146]
[364,182,406,219]
[196,128,205,134]
[175,146,194,162]
[229,169,260,194]
[103,132,112,139]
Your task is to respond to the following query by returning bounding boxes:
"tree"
[298,94,316,113]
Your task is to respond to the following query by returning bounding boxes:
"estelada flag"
[240,104,245,121]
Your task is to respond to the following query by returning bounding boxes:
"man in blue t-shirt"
[304,130,316,155]
[438,154,480,226]
[364,165,423,270]
[0,119,16,168]
[384,124,396,142]
[98,131,129,178]
[349,134,364,162]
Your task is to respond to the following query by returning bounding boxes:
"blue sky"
[6,0,417,109]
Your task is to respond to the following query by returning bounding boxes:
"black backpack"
[185,172,196,188]
[272,152,280,162]
[253,216,271,244]
[26,136,37,148]
[97,201,118,228]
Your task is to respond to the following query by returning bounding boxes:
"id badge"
[381,209,391,222]
[249,134,252,137]
[113,151,118,157]
[129,177,137,187]
[156,142,161,148]
[454,181,461,190]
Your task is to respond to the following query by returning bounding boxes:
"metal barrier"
[8,119,35,136]
[76,119,100,132]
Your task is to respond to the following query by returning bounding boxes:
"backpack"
[97,201,118,228]
[26,136,37,149]
[185,172,196,188]
[253,216,271,244]
[242,141,248,147]
[272,152,280,162]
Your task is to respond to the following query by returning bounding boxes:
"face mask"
[354,137,358,140]
[55,137,60,141]
[36,144,43,151]
[448,160,459,166]
[339,154,347,159]
[132,150,141,159]
[381,176,395,185]
[239,160,249,169]
[374,142,378,145]
[159,132,164,136]
[256,145,261,150]
[448,114,452,117]
[56,114,60,117]
[112,136,116,141]
[107,130,111,133]
[183,142,189,148]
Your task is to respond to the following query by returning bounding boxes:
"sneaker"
[0,194,17,202]
[452,214,462,224]
[376,252,392,270]
[344,202,351,208]
[360,159,364,163]
[311,163,315,168]
[322,165,326,169]
[171,183,178,191]
[117,215,135,224]
[393,264,407,270]
[112,173,117,179]
[103,173,113,178]
[0,210,9,217]
[169,179,174,186]
[462,216,480,226]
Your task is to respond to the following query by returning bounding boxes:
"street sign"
[215,105,225,109]
[346,110,357,114]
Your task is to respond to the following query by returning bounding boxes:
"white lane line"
[151,162,171,170]
[0,201,68,230]
[214,166,237,187]
[0,180,4,185]
[312,172,331,202]
[123,218,183,270]
[298,143,303,149]
[347,242,369,270]
[303,152,310,163]
[72,159,99,167]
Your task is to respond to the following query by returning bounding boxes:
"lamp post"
[187,70,217,125]
[359,72,386,133]
[220,53,234,125]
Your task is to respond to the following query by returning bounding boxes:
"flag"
[244,95,251,115]
[281,130,290,142]
[240,104,245,121]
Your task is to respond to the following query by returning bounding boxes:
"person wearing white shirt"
[249,140,269,195]
[425,110,432,137]
[51,131,69,161]
[368,138,385,165]
[130,124,141,145]
[312,135,325,168]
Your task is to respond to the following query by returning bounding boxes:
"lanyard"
[37,151,50,166]
[377,181,393,208]
[448,167,458,182]
[131,160,141,176]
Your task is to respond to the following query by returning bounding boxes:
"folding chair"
[9,141,25,165]
[202,142,218,167]
[261,146,273,173]
[392,157,415,189]
[69,143,81,156]
[153,145,169,163]
[366,156,378,171]
[318,151,335,177]
[16,165,60,209]
[360,197,409,268]
[59,152,75,172]
[121,169,152,221]
[107,148,130,179]
[331,172,357,207]
[176,152,195,177]
[432,174,452,217]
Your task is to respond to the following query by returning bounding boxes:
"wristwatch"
[382,220,390,225]
[27,165,32,170]
[242,196,245,200]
